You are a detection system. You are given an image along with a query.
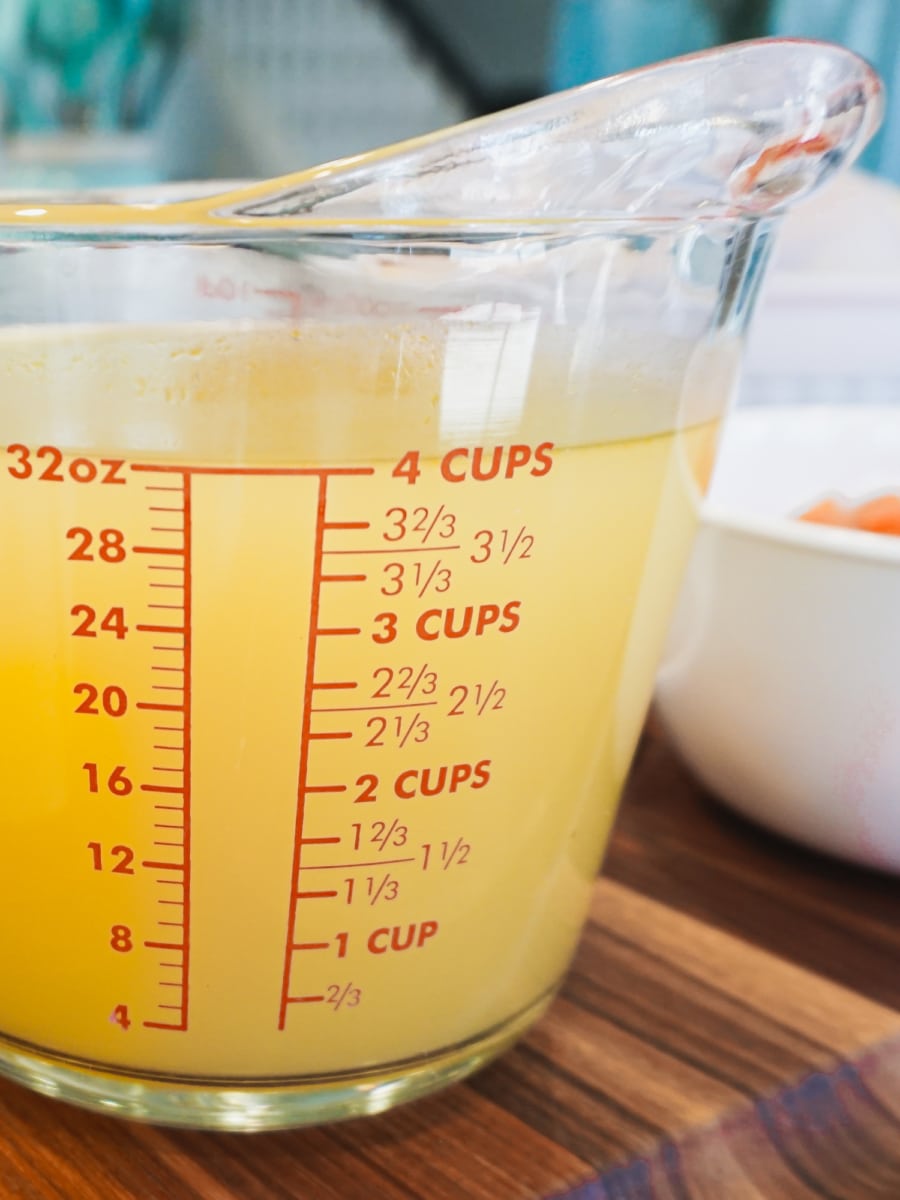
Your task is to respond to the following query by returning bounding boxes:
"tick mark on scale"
[300,857,417,871]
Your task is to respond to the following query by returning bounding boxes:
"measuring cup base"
[0,989,556,1130]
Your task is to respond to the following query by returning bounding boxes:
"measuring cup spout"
[0,39,880,231]
[206,38,882,227]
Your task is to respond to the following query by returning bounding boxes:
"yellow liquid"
[0,324,716,1082]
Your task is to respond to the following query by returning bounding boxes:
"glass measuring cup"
[0,40,882,1130]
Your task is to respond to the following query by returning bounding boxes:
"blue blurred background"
[0,0,896,187]
[550,0,899,183]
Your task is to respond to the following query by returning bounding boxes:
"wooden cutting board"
[2,735,899,1199]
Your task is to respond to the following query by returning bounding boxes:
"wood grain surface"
[2,735,899,1200]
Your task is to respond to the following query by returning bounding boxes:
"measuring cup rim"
[0,37,883,237]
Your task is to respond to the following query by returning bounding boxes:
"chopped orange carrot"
[799,498,854,528]
[799,493,900,537]
[847,495,900,536]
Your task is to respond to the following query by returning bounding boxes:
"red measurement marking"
[139,495,188,1026]
[321,574,367,583]
[323,520,370,531]
[291,942,330,951]
[253,286,302,316]
[372,818,401,850]
[441,837,468,869]
[323,545,461,555]
[416,559,441,597]
[408,662,431,696]
[300,836,341,845]
[180,471,193,1032]
[300,857,416,871]
[296,890,338,899]
[309,731,353,740]
[502,527,527,565]
[139,470,190,1034]
[312,700,438,714]
[287,995,326,1004]
[477,680,501,715]
[422,505,445,542]
[149,506,184,512]
[279,474,327,1032]
[399,713,426,748]
[315,626,361,637]
[312,681,357,691]
[133,464,375,477]
[305,784,347,794]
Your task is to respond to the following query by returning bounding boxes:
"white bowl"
[655,404,900,872]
